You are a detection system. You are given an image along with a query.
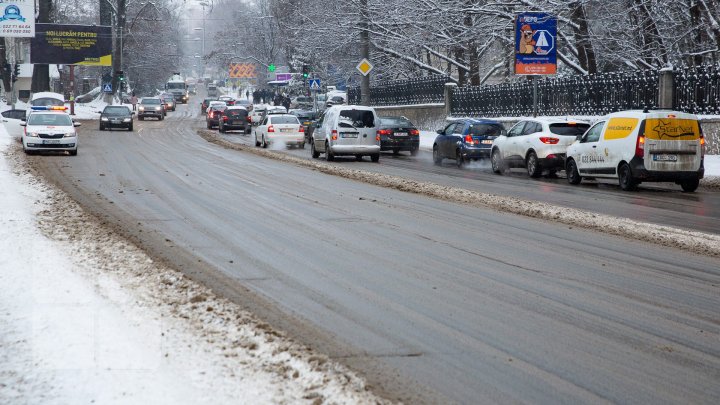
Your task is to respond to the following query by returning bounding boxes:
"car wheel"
[69,149,77,156]
[160,115,164,121]
[298,142,305,149]
[491,148,503,174]
[432,145,442,165]
[207,122,212,129]
[325,142,334,161]
[139,116,144,121]
[23,147,32,155]
[410,148,418,156]
[680,177,699,192]
[355,155,363,161]
[311,140,320,158]
[255,133,261,147]
[128,124,133,131]
[262,136,268,148]
[371,154,380,163]
[219,124,225,133]
[618,162,638,191]
[526,151,541,178]
[99,124,104,131]
[456,149,465,169]
[566,159,582,185]
[393,148,400,155]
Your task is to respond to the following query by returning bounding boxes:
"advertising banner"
[228,63,256,78]
[31,24,112,66]
[515,12,557,75]
[0,0,35,37]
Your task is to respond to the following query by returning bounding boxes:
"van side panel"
[603,118,639,140]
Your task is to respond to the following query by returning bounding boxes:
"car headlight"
[123,118,131,122]
[64,132,75,138]
[101,117,109,121]
[26,132,39,137]
[138,106,145,111]
[155,106,162,110]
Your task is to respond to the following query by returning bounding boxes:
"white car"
[1,108,28,138]
[491,118,590,177]
[205,100,226,114]
[310,105,381,162]
[250,104,268,126]
[21,106,80,155]
[254,114,305,149]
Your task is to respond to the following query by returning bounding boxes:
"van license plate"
[44,140,60,144]
[341,133,358,138]
[653,154,678,162]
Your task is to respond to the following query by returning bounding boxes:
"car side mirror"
[436,129,444,134]
[74,122,82,127]
[20,122,26,126]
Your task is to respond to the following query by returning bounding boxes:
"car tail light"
[409,129,419,136]
[331,129,338,140]
[246,116,251,123]
[267,125,275,133]
[376,133,381,141]
[377,129,391,136]
[299,125,304,133]
[209,111,214,118]
[700,134,705,158]
[464,134,476,145]
[539,137,559,144]
[222,116,228,121]
[635,134,645,157]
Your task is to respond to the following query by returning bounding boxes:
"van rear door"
[642,114,702,173]
[337,109,377,146]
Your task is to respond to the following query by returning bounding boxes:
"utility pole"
[360,0,370,106]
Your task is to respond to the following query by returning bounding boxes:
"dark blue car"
[432,119,506,168]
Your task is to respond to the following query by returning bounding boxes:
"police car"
[21,106,81,155]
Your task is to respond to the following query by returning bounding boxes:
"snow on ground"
[705,155,720,177]
[0,126,386,404]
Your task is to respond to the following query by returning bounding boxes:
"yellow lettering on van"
[645,118,700,140]
[603,118,638,140]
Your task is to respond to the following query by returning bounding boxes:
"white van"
[310,105,381,162]
[565,110,705,192]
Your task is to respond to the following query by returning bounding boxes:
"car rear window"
[381,117,414,127]
[549,123,590,136]
[339,110,375,128]
[225,109,247,117]
[270,116,299,124]
[469,124,505,136]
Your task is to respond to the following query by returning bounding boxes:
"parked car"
[218,107,250,134]
[1,108,27,138]
[201,97,218,115]
[138,97,165,120]
[565,109,705,192]
[378,116,420,156]
[99,105,134,131]
[160,93,176,111]
[254,114,305,148]
[219,95,236,106]
[290,110,319,143]
[206,105,227,129]
[433,119,506,167]
[310,105,380,162]
[491,118,590,177]
[21,106,80,155]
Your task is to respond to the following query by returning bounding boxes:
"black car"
[377,116,420,156]
[201,97,217,115]
[138,97,165,120]
[206,106,227,129]
[290,110,318,142]
[218,107,250,133]
[99,105,134,131]
[433,119,505,168]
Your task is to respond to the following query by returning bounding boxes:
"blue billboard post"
[515,12,557,116]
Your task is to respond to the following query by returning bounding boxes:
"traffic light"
[267,64,276,72]
[12,63,19,83]
[302,65,308,78]
[116,70,125,81]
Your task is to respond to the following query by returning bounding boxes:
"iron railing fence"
[674,64,720,115]
[347,75,452,106]
[451,71,659,117]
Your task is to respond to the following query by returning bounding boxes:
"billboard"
[228,63,256,78]
[31,24,112,66]
[515,12,557,75]
[0,0,35,37]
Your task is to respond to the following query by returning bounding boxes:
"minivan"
[565,110,705,192]
[310,105,381,162]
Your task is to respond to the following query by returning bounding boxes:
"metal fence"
[674,64,720,115]
[451,71,659,117]
[347,75,451,106]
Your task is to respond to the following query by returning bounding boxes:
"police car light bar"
[31,106,67,111]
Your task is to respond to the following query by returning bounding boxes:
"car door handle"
[592,145,597,148]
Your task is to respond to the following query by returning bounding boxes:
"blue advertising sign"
[515,12,557,75]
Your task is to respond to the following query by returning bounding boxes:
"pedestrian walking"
[130,93,138,111]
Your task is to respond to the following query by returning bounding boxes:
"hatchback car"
[206,105,227,129]
[433,119,505,167]
[254,114,305,148]
[218,107,250,134]
[491,118,590,177]
[378,116,420,156]
[160,94,176,111]
[99,105,134,131]
[310,105,380,162]
[21,107,80,155]
[138,97,166,120]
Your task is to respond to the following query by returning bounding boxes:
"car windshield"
[468,124,505,136]
[28,113,73,126]
[225,109,247,117]
[381,117,414,127]
[270,116,299,124]
[550,123,590,136]
[141,99,161,105]
[167,83,185,90]
[338,110,374,128]
[103,106,131,116]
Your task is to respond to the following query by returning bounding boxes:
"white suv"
[21,107,80,155]
[491,118,590,177]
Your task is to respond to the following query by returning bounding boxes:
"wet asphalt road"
[28,95,720,404]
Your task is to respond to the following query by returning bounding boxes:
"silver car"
[310,105,381,162]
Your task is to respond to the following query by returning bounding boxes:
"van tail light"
[267,125,275,133]
[331,130,338,140]
[377,129,391,136]
[376,133,381,141]
[539,137,559,144]
[409,129,420,136]
[700,135,705,158]
[299,125,304,133]
[635,134,645,157]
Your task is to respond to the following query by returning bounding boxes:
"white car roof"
[524,117,590,125]
[226,106,247,110]
[31,92,65,102]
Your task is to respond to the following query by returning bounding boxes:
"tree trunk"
[31,0,53,92]
[0,40,12,101]
[112,0,128,99]
[571,1,597,74]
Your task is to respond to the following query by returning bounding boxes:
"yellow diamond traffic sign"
[356,58,374,76]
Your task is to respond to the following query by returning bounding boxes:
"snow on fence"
[674,65,720,115]
[347,74,451,106]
